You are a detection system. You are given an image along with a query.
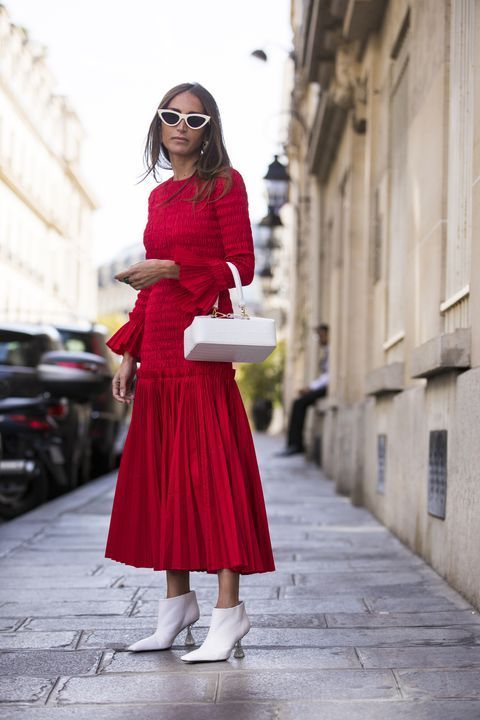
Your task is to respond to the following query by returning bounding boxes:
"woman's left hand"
[115,259,180,289]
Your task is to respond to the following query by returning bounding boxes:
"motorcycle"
[0,350,110,520]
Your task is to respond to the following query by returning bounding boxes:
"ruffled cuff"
[106,315,144,361]
[172,246,234,315]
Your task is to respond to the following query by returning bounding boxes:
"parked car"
[0,323,108,518]
[54,322,129,474]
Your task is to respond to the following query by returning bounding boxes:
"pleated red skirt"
[104,367,276,575]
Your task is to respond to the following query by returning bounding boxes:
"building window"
[377,433,387,493]
[386,21,409,345]
[372,188,383,283]
[428,430,448,519]
[442,0,475,331]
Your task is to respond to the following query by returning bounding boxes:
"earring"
[200,140,208,155]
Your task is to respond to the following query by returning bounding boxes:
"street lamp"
[263,155,290,212]
[250,44,296,63]
[259,206,283,229]
[257,207,283,251]
[255,155,290,301]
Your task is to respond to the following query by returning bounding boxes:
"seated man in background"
[276,324,329,457]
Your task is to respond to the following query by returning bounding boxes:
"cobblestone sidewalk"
[0,432,479,719]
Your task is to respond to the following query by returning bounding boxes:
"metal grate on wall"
[428,430,448,519]
[377,434,387,493]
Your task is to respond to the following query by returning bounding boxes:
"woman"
[104,82,276,663]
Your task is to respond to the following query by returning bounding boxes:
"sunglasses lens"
[160,111,180,125]
[187,115,207,129]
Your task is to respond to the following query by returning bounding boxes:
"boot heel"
[184,623,196,646]
[233,638,245,658]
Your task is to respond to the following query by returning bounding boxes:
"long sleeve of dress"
[172,169,255,315]
[105,190,156,362]
[105,285,152,361]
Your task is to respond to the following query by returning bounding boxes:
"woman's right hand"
[112,353,137,404]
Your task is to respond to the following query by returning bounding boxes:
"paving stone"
[51,672,217,705]
[0,566,101,577]
[287,581,432,597]
[0,521,48,540]
[0,539,23,556]
[68,498,115,515]
[23,617,157,632]
[217,669,399,701]
[26,535,106,546]
[294,547,416,560]
[358,645,480,668]
[234,625,480,648]
[275,559,424,572]
[347,558,426,570]
[96,564,167,576]
[213,597,369,614]
[134,585,278,610]
[277,700,480,720]
[79,624,480,652]
[0,649,101,677]
[0,617,25,631]
[293,571,425,587]
[236,613,328,628]
[0,676,54,703]
[0,703,279,720]
[365,595,473,612]
[268,527,310,541]
[168,570,294,587]
[0,631,78,650]
[78,626,210,650]
[0,588,135,602]
[24,613,326,632]
[325,610,480,627]
[0,601,131,617]
[100,646,361,673]
[3,551,106,565]
[113,575,172,588]
[397,669,480,698]
[3,576,118,589]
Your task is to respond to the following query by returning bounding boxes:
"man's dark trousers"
[287,387,327,450]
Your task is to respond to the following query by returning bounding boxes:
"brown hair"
[140,82,233,206]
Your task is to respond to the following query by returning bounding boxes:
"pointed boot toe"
[180,600,250,663]
[127,589,200,652]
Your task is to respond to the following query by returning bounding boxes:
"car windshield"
[0,333,39,367]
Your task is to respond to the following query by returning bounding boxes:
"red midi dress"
[104,168,276,575]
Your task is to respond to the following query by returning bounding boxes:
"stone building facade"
[0,5,97,324]
[286,0,480,609]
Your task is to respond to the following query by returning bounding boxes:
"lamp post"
[255,155,290,299]
[263,155,290,212]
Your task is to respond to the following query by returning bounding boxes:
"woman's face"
[160,91,208,160]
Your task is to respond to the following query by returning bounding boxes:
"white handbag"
[184,261,277,363]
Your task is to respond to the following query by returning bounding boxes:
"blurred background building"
[97,244,145,336]
[284,0,480,609]
[0,4,97,324]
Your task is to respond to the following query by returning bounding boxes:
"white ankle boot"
[126,589,200,652]
[180,600,250,662]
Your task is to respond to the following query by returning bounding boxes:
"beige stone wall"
[287,0,480,609]
[0,5,97,324]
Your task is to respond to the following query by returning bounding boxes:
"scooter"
[0,350,110,520]
[0,395,65,519]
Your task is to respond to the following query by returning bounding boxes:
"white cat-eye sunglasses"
[157,108,211,130]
